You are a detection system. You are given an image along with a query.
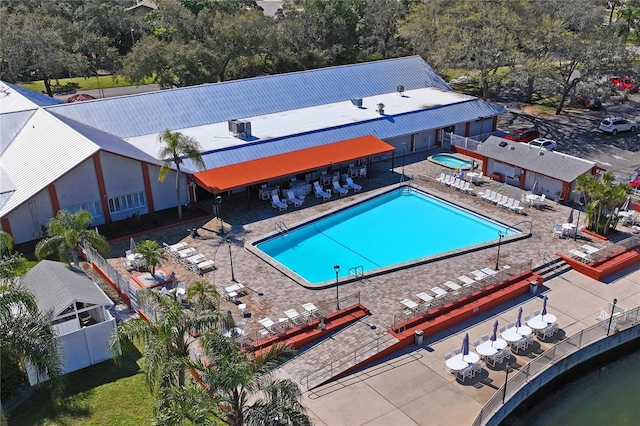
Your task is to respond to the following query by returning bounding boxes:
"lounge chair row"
[436,173,474,194]
[479,190,525,214]
[163,242,215,275]
[258,302,322,336]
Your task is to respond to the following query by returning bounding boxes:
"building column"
[92,153,111,223]
[48,183,60,214]
[465,122,470,137]
[141,164,155,213]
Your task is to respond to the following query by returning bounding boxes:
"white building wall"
[55,158,104,225]
[100,152,149,221]
[468,118,492,137]
[8,188,54,244]
[413,130,437,151]
[455,123,467,136]
[147,164,189,211]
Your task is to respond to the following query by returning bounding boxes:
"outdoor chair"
[443,353,453,374]
[481,334,489,342]
[454,348,462,356]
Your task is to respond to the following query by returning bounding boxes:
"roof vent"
[376,103,385,115]
[397,85,405,96]
[509,146,515,150]
[351,98,363,107]
[228,119,252,139]
[499,141,508,147]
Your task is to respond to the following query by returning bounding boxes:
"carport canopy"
[193,135,396,193]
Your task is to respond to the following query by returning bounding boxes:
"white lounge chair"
[461,181,474,194]
[442,175,452,186]
[569,249,591,263]
[332,180,348,196]
[509,199,524,214]
[345,176,362,192]
[458,275,475,286]
[500,197,514,209]
[486,191,498,203]
[196,259,215,275]
[286,190,304,207]
[271,192,288,211]
[313,181,332,200]
[436,172,446,183]
[471,270,488,280]
[493,194,503,205]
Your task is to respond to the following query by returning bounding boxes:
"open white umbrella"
[531,180,538,194]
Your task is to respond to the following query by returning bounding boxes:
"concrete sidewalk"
[299,265,640,426]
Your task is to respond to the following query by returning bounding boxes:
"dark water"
[506,350,640,426]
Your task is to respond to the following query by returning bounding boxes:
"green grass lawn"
[7,345,154,426]
[18,75,155,94]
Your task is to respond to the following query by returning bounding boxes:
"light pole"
[502,362,511,404]
[574,191,584,241]
[495,231,504,270]
[227,238,236,282]
[334,265,340,311]
[401,143,406,182]
[607,298,617,336]
[216,196,223,234]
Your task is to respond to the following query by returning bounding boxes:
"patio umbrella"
[129,237,137,253]
[542,295,548,317]
[567,207,574,224]
[531,180,538,194]
[516,307,523,328]
[461,333,470,359]
[490,320,499,343]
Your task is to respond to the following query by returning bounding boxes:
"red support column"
[465,122,470,137]
[92,153,111,223]
[141,164,155,213]
[48,184,60,214]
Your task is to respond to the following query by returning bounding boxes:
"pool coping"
[428,153,474,170]
[245,184,532,289]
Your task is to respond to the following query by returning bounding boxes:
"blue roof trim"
[4,82,65,107]
[182,99,507,171]
[44,56,452,138]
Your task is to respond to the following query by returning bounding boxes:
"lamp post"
[227,238,236,282]
[334,265,340,311]
[574,191,584,241]
[502,362,511,404]
[401,143,406,182]
[607,298,617,336]
[216,196,223,234]
[495,231,504,270]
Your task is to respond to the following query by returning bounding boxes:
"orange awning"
[193,135,396,193]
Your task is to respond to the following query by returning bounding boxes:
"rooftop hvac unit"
[351,98,363,107]
[376,103,385,114]
[228,119,252,138]
[397,85,405,96]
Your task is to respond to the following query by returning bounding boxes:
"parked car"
[598,117,637,135]
[610,76,636,92]
[629,175,640,189]
[575,94,602,110]
[503,127,540,143]
[528,138,557,151]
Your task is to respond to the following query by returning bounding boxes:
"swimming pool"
[429,154,473,170]
[253,187,519,285]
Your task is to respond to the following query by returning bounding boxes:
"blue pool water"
[255,188,518,284]
[431,154,473,170]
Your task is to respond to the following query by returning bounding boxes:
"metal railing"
[392,261,533,328]
[472,305,640,426]
[275,220,289,236]
[586,234,639,264]
[300,332,398,390]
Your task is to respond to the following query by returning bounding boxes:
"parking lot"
[497,93,640,183]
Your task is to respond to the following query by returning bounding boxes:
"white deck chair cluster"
[478,190,524,213]
[436,173,474,194]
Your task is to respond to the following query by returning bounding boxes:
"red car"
[502,127,540,143]
[610,76,636,91]
[629,175,640,189]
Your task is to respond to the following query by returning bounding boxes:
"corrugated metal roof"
[0,82,64,113]
[20,260,113,318]
[44,56,452,138]
[0,110,100,216]
[0,109,36,153]
[478,136,596,182]
[182,99,507,171]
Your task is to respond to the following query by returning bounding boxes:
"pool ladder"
[348,266,364,279]
[275,220,289,236]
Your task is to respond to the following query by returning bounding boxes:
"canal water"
[504,348,640,426]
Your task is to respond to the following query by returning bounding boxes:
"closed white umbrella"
[130,237,137,253]
[620,196,631,212]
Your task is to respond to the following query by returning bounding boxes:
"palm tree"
[0,230,13,257]
[108,289,232,393]
[158,129,206,219]
[0,281,64,411]
[575,173,630,236]
[194,332,310,426]
[35,210,109,265]
[186,279,222,313]
[136,240,167,276]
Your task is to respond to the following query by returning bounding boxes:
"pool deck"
[107,149,640,425]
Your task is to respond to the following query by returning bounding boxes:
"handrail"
[300,332,398,390]
[348,266,364,279]
[275,220,288,236]
[473,305,640,426]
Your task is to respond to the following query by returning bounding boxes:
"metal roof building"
[1,56,508,243]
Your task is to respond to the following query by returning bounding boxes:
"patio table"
[476,339,508,357]
[501,325,532,343]
[527,313,557,331]
[445,352,480,372]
